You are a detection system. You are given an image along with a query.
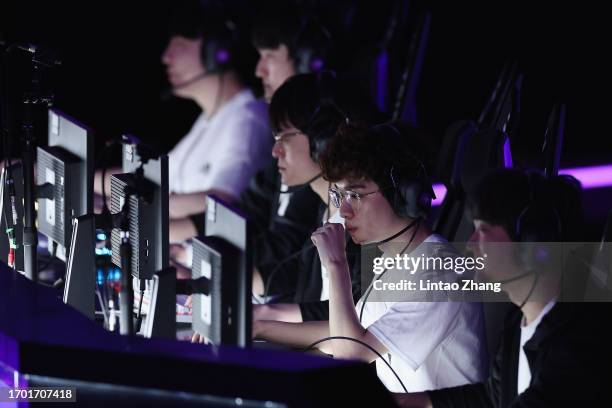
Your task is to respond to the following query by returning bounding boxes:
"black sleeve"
[255,188,321,297]
[299,240,365,322]
[428,383,494,408]
[239,160,280,236]
[300,300,329,322]
[508,305,612,407]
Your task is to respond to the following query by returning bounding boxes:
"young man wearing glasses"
[248,72,387,323]
[253,123,487,393]
[192,73,384,345]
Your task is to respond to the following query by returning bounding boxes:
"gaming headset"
[370,123,436,220]
[291,14,331,74]
[513,171,563,272]
[200,17,240,74]
[303,71,351,162]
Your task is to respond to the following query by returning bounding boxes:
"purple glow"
[432,163,612,206]
[310,58,324,72]
[559,164,612,189]
[376,52,388,112]
[216,49,230,64]
[432,184,447,207]
[503,137,513,168]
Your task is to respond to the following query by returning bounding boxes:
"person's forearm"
[253,303,303,323]
[169,189,237,219]
[94,166,121,197]
[169,218,198,242]
[327,260,370,359]
[255,320,330,352]
[169,192,208,219]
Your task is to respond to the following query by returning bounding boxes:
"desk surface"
[0,263,393,407]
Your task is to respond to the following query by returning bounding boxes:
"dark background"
[1,1,610,225]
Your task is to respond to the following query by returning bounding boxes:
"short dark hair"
[251,1,301,52]
[167,1,219,39]
[268,72,386,140]
[468,169,584,241]
[319,122,431,213]
[251,0,330,66]
[166,1,256,83]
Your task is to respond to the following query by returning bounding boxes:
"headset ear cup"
[200,18,237,74]
[201,41,215,73]
[309,128,333,162]
[292,14,329,74]
[395,179,432,219]
[515,174,562,272]
[202,38,232,74]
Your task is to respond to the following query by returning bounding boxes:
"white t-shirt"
[168,89,271,197]
[517,298,556,395]
[320,209,345,301]
[355,234,487,392]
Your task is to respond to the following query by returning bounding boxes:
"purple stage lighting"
[559,164,612,189]
[432,163,612,206]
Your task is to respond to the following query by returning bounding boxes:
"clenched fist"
[311,222,347,269]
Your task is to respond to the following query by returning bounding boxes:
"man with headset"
[95,2,271,236]
[161,3,271,223]
[186,72,386,333]
[222,6,337,302]
[169,1,332,244]
[253,123,487,392]
[249,72,386,322]
[395,169,612,407]
[252,0,331,102]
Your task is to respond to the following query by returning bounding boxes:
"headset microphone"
[160,72,209,101]
[282,173,322,193]
[496,270,536,285]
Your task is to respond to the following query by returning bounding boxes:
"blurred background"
[1,0,609,229]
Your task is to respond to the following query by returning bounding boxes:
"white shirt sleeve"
[366,301,463,370]
[203,114,271,198]
[168,114,208,193]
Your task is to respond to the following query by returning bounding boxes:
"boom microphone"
[160,72,208,101]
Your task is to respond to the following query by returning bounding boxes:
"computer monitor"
[109,152,169,281]
[192,195,252,348]
[37,108,94,261]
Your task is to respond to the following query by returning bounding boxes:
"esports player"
[168,0,332,243]
[252,0,331,102]
[253,123,487,392]
[95,2,271,225]
[394,169,612,407]
[249,72,387,323]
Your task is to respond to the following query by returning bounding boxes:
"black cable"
[518,271,540,311]
[302,335,408,393]
[262,243,315,301]
[282,173,322,194]
[378,218,419,244]
[359,219,421,324]
[259,173,328,301]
